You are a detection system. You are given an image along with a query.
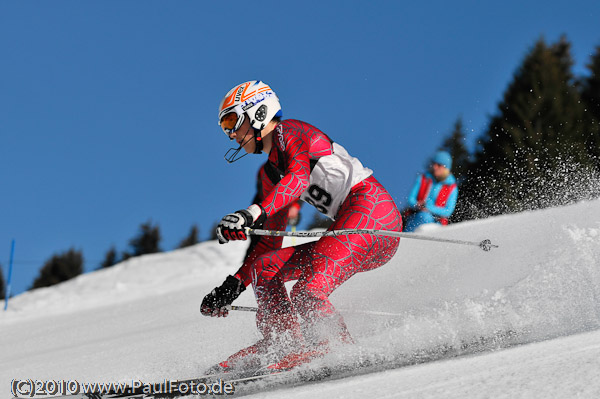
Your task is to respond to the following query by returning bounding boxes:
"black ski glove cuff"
[237,204,267,229]
[200,275,246,316]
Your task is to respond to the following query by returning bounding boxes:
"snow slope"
[2,200,600,398]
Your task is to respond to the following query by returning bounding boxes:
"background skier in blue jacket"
[403,151,458,232]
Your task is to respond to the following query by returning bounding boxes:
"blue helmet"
[432,151,452,170]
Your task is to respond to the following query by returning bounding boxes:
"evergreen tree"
[31,248,84,289]
[580,45,600,168]
[440,117,470,183]
[100,246,119,268]
[122,220,162,259]
[178,225,200,248]
[0,263,5,300]
[462,37,592,218]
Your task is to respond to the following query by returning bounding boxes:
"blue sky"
[1,0,599,296]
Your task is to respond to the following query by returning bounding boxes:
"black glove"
[216,204,267,244]
[200,275,246,317]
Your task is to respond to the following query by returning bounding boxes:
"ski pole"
[229,305,259,312]
[4,239,15,311]
[246,228,498,251]
[230,305,405,317]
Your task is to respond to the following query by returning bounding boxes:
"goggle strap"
[234,113,245,132]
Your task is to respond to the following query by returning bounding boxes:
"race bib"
[300,143,372,219]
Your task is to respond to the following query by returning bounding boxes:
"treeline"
[428,36,600,222]
[29,221,201,290]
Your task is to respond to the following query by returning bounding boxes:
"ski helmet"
[218,80,282,135]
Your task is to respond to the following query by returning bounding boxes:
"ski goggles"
[219,106,245,137]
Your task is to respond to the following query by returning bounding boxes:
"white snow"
[2,199,600,398]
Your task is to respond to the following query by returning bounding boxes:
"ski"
[52,327,521,398]
[224,369,290,384]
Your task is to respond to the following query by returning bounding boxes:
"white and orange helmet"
[218,80,282,135]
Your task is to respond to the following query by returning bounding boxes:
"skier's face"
[431,163,450,181]
[228,117,255,154]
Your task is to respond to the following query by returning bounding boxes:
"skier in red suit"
[201,80,402,370]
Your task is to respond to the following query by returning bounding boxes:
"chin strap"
[253,127,263,154]
[223,121,264,162]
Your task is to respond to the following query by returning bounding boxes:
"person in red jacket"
[201,80,402,371]
[403,151,458,232]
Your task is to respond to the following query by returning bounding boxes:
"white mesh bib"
[300,142,373,219]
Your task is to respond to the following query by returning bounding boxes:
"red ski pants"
[250,176,402,340]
